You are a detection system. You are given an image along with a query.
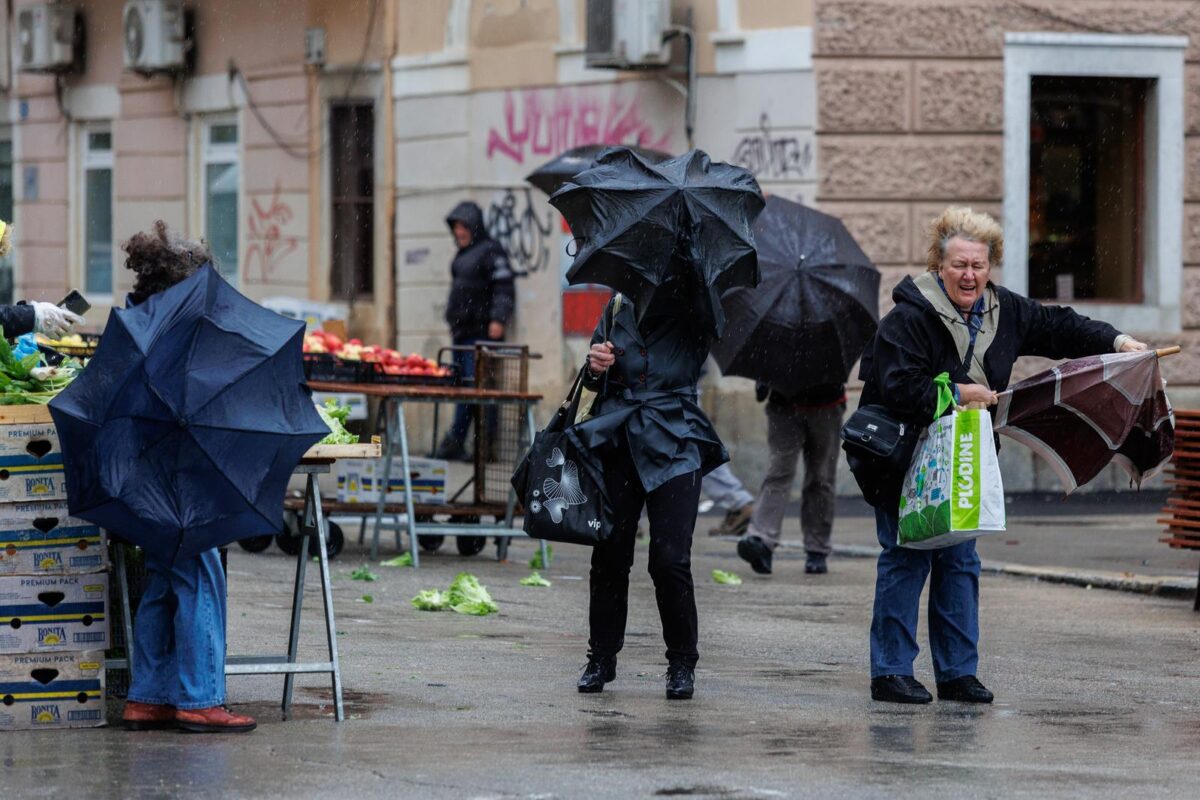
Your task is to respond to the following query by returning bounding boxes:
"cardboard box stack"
[336,457,448,506]
[0,409,108,731]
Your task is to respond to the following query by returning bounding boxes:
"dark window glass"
[330,103,374,299]
[1028,76,1148,303]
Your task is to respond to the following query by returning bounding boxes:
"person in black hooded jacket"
[435,201,515,461]
[858,207,1146,707]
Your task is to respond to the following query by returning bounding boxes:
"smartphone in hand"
[58,289,90,317]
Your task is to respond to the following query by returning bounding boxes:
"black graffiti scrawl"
[485,187,554,276]
[732,114,814,181]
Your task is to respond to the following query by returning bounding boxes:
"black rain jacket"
[859,272,1122,426]
[572,293,728,493]
[444,201,515,340]
[0,303,35,339]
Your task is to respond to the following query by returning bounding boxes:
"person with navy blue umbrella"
[104,225,257,733]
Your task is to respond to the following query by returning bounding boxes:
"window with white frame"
[1003,33,1186,333]
[0,132,13,304]
[202,119,239,280]
[82,127,113,295]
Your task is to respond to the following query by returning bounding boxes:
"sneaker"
[936,675,994,703]
[665,663,695,700]
[737,535,773,575]
[870,675,933,704]
[708,505,753,537]
[805,552,828,574]
[577,655,617,694]
[175,705,257,733]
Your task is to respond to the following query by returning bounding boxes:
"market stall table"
[307,381,546,567]
[107,441,381,723]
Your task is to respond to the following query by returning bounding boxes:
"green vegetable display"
[520,571,551,588]
[446,572,499,616]
[411,589,448,611]
[316,399,358,445]
[0,329,82,404]
[711,569,743,586]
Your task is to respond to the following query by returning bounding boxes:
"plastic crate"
[359,359,459,386]
[303,353,365,383]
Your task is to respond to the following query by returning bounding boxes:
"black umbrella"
[549,147,764,336]
[711,195,880,393]
[526,144,672,196]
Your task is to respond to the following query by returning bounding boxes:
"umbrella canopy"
[525,143,671,196]
[49,265,329,563]
[994,350,1174,493]
[711,195,880,393]
[549,147,764,336]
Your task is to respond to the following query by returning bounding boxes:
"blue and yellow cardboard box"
[0,500,106,576]
[0,649,105,730]
[336,457,448,505]
[0,573,108,655]
[0,424,66,503]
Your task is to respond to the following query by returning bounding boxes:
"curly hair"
[925,207,1003,272]
[123,220,214,304]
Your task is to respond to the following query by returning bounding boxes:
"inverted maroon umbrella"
[994,349,1175,493]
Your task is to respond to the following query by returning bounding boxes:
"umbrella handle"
[1155,346,1181,358]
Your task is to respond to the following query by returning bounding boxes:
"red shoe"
[175,705,257,733]
[122,701,177,731]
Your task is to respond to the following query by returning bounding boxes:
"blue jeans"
[127,548,227,709]
[869,509,980,682]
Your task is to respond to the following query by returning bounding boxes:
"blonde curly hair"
[926,207,1002,272]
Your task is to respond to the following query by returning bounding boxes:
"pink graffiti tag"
[486,87,673,164]
[245,183,298,282]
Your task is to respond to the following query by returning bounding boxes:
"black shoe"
[665,663,695,700]
[805,552,828,574]
[936,675,994,704]
[871,675,933,704]
[577,655,616,693]
[737,535,772,575]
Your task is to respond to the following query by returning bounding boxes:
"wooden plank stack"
[1159,410,1200,550]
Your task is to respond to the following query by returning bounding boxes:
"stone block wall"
[814,0,1200,493]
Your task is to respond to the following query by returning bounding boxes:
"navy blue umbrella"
[49,265,329,564]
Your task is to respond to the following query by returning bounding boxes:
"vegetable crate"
[472,345,535,505]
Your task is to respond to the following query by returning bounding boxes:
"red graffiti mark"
[486,87,673,164]
[245,183,298,282]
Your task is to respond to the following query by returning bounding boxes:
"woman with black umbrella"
[574,276,728,700]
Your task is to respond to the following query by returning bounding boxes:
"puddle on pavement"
[580,708,633,718]
[235,687,389,720]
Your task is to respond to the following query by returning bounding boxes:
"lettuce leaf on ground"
[381,553,413,567]
[411,589,448,611]
[520,571,551,587]
[446,572,499,615]
[711,569,742,586]
[529,545,553,570]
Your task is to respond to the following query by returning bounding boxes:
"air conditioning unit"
[123,0,186,74]
[16,2,79,73]
[586,0,670,69]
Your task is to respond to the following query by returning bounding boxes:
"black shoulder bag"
[510,366,613,545]
[840,404,920,509]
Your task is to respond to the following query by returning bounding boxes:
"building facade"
[1,0,1195,494]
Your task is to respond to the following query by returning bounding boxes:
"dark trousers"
[588,447,702,668]
[447,337,481,445]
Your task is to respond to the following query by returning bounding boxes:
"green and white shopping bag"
[897,374,1006,549]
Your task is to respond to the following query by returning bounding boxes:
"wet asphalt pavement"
[6,509,1200,799]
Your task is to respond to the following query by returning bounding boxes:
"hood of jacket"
[446,201,488,247]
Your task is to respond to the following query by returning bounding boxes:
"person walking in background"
[435,200,515,461]
[736,380,845,576]
[702,462,754,537]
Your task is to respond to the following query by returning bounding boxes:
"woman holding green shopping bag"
[855,207,1147,705]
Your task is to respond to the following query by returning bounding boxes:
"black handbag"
[511,367,613,546]
[840,404,921,509]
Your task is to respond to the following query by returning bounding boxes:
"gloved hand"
[32,301,84,340]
